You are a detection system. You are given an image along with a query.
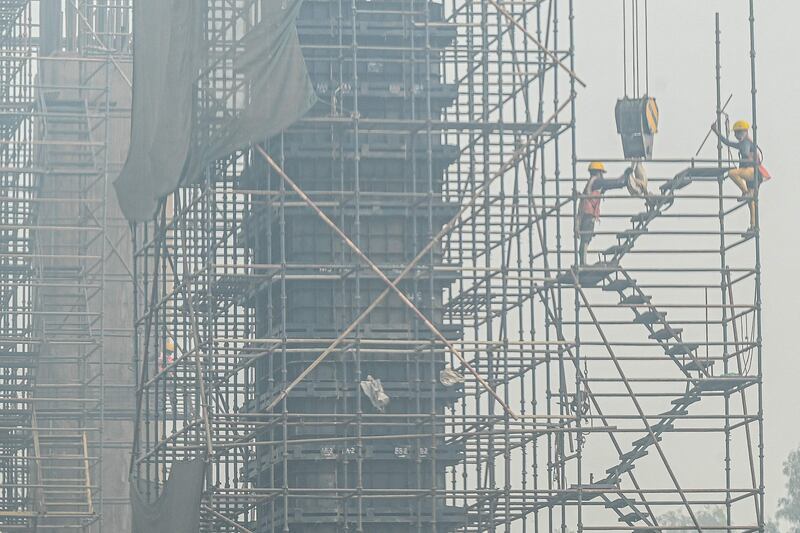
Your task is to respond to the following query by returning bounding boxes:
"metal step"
[649,420,674,433]
[631,433,662,448]
[552,264,614,287]
[619,512,646,523]
[603,243,632,256]
[671,395,701,407]
[561,484,604,502]
[696,375,747,392]
[630,210,658,224]
[682,166,729,178]
[619,448,648,462]
[649,327,682,340]
[680,359,715,373]
[666,343,699,356]
[605,498,629,509]
[606,461,634,477]
[604,278,637,292]
[646,195,672,209]
[665,406,689,417]
[618,294,651,306]
[633,310,666,325]
[660,174,692,193]
[618,227,648,240]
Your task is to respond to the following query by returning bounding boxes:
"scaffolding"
[0,1,134,531]
[119,1,762,532]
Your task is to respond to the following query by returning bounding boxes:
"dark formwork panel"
[245,1,464,530]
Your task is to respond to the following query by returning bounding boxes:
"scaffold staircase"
[26,92,101,528]
[544,166,753,531]
[601,167,715,263]
[39,96,102,180]
[34,92,102,344]
[606,269,714,375]
[586,271,750,530]
[31,411,94,520]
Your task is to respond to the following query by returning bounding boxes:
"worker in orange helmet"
[577,162,632,265]
[711,119,771,235]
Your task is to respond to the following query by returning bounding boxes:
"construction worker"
[577,162,632,265]
[711,119,770,234]
[160,337,177,411]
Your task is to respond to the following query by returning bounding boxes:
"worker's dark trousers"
[577,214,596,265]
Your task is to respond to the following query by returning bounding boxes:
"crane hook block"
[615,96,659,160]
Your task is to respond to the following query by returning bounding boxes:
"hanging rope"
[622,0,651,98]
[622,0,627,96]
[644,0,650,94]
[633,0,639,97]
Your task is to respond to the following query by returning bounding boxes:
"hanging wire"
[644,0,650,94]
[622,0,650,98]
[622,0,627,96]
[630,0,636,97]
[636,0,640,95]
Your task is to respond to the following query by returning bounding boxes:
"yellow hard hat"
[732,120,750,132]
[165,338,175,352]
[588,161,606,172]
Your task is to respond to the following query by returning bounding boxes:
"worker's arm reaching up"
[715,132,739,150]
[711,123,738,147]
[711,122,758,165]
[590,168,632,192]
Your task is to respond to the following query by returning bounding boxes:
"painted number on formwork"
[320,446,336,458]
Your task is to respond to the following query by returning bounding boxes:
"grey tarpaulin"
[39,0,61,56]
[131,459,206,533]
[112,0,201,222]
[114,0,317,222]
[182,0,318,184]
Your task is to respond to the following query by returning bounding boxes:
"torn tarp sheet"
[112,0,201,223]
[114,0,317,222]
[131,459,206,533]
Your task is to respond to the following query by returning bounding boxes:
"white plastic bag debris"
[360,375,390,412]
[627,162,650,197]
[440,364,465,387]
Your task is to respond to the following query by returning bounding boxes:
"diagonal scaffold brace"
[254,97,574,421]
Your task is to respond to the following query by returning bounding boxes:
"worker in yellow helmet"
[577,162,633,265]
[161,337,178,411]
[711,119,771,234]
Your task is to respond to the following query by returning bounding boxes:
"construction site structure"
[0,1,766,532]
[0,1,134,530]
[129,0,767,531]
